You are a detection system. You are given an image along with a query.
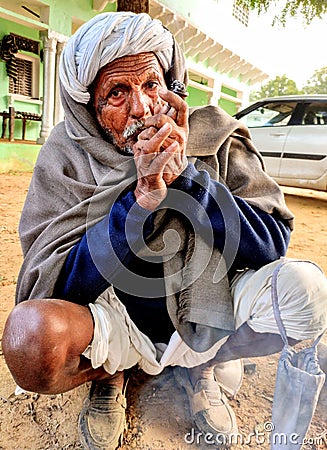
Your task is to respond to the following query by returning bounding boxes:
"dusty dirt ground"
[0,172,326,450]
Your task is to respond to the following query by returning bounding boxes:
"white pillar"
[209,77,222,106]
[54,41,65,125]
[37,32,57,144]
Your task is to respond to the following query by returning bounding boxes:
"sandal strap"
[174,366,238,436]
[191,380,223,414]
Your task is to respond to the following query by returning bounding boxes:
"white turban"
[59,12,174,104]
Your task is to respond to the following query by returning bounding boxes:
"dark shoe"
[78,379,127,450]
[174,366,238,437]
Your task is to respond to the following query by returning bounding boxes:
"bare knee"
[2,299,71,394]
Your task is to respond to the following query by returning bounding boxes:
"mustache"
[123,120,145,140]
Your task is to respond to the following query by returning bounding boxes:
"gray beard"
[102,127,134,156]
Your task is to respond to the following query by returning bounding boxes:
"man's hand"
[133,88,189,210]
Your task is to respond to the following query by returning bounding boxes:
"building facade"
[0,0,269,169]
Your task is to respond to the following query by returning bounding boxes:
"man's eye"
[146,81,159,90]
[109,89,123,98]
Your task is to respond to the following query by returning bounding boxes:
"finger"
[153,103,177,121]
[159,88,183,109]
[149,144,178,173]
[159,103,175,117]
[158,88,188,127]
[166,106,177,120]
[144,113,175,131]
[161,144,186,184]
[147,122,172,152]
[133,122,172,156]
[138,126,157,141]
[154,103,162,115]
[165,142,183,168]
[154,102,168,115]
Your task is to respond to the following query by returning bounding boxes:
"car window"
[238,102,297,128]
[302,102,327,125]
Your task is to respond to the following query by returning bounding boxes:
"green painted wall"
[219,86,238,115]
[0,141,40,172]
[0,0,239,170]
[161,0,217,32]
[221,86,237,98]
[0,18,43,140]
[186,86,209,107]
[43,0,116,36]
[218,98,237,116]
[0,18,41,114]
[0,1,116,144]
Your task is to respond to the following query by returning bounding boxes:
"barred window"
[232,1,249,26]
[8,55,36,97]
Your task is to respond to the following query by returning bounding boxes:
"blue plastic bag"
[271,261,326,450]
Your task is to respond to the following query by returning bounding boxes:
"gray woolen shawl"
[16,85,294,352]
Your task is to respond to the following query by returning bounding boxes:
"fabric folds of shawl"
[16,86,294,352]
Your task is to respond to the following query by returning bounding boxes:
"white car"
[235,95,327,191]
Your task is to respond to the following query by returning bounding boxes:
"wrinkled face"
[91,52,166,153]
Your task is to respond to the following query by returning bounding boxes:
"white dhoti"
[82,258,327,375]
